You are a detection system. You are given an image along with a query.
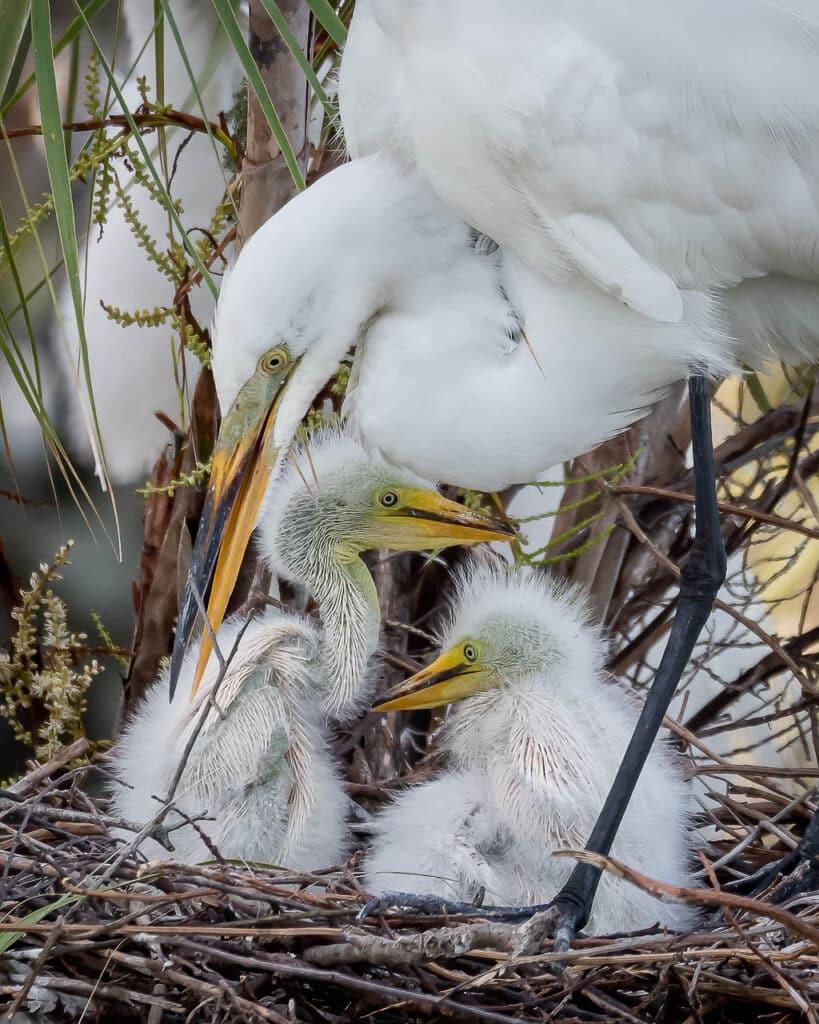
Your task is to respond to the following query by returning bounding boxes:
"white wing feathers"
[344,0,819,332]
[549,215,684,323]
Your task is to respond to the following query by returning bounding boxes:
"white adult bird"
[171,0,819,937]
[112,430,513,864]
[55,0,242,484]
[363,563,695,936]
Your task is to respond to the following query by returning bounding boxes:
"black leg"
[548,372,727,947]
[723,805,819,898]
[358,374,727,944]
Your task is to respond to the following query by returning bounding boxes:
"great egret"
[112,429,513,864]
[363,563,695,936]
[171,0,818,940]
[339,0,819,942]
[54,0,241,484]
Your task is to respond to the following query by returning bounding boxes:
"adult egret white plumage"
[55,0,241,484]
[171,0,819,940]
[173,155,727,688]
[339,0,819,941]
[363,563,695,936]
[113,430,513,863]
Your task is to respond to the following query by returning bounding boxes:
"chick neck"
[278,510,381,722]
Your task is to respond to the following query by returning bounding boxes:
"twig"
[7,739,90,796]
[610,485,819,541]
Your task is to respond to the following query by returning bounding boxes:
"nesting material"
[1,750,817,1023]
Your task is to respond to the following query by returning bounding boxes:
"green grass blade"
[0,8,31,109]
[305,0,347,47]
[1,0,110,117]
[0,894,81,954]
[0,130,117,543]
[260,0,332,114]
[30,0,110,483]
[0,206,49,433]
[210,0,305,191]
[745,371,773,414]
[0,2,31,102]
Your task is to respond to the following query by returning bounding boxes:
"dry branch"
[1,754,818,1022]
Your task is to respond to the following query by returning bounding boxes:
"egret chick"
[111,431,513,866]
[364,564,695,935]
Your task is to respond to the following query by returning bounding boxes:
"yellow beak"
[373,488,516,550]
[169,363,297,701]
[374,646,497,712]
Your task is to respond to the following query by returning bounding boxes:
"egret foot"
[724,808,819,900]
[356,891,493,923]
[356,892,586,953]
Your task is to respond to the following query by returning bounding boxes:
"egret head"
[374,563,605,712]
[184,430,514,701]
[171,157,452,696]
[260,432,515,583]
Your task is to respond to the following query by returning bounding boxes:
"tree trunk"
[238,0,311,243]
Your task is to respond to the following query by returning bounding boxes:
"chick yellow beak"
[169,361,298,701]
[373,488,516,550]
[374,646,497,712]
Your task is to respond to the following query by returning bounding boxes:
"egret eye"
[259,346,289,375]
[463,643,477,663]
[379,490,399,508]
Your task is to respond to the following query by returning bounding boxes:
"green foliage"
[0,543,103,760]
[137,457,213,498]
[515,450,643,568]
[297,407,340,440]
[101,302,172,329]
[90,609,128,670]
[304,0,347,47]
[460,490,493,516]
[0,894,82,955]
[0,140,121,268]
[0,2,31,105]
[172,312,211,369]
[32,0,108,482]
[110,162,177,281]
[194,200,236,263]
[330,362,351,399]
[210,0,305,190]
[0,0,329,507]
[83,48,102,118]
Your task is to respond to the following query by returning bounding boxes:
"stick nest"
[1,743,817,1024]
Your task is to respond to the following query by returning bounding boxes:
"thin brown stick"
[7,739,89,796]
[610,485,819,541]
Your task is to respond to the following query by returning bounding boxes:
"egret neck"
[171,155,488,698]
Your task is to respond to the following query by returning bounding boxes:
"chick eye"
[463,643,477,663]
[379,490,399,508]
[259,346,289,375]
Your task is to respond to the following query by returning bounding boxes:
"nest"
[1,740,817,1024]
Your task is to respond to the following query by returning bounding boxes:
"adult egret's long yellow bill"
[374,644,497,712]
[168,354,300,702]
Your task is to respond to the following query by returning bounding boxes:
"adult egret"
[363,563,695,936]
[55,0,241,484]
[112,429,513,864]
[172,0,819,938]
[339,0,819,941]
